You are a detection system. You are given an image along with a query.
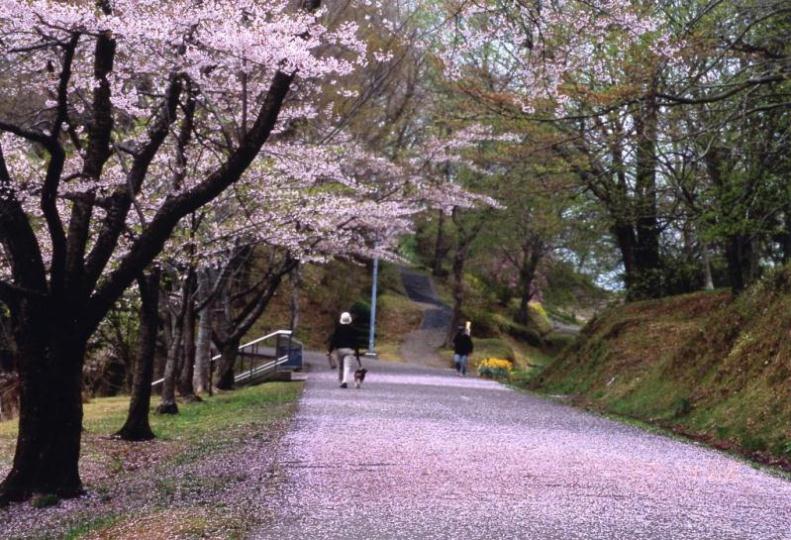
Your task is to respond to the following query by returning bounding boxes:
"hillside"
[250,261,423,359]
[252,260,573,369]
[529,266,791,468]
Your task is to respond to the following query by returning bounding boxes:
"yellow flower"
[478,358,513,371]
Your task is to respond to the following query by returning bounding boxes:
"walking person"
[328,312,361,388]
[452,324,473,376]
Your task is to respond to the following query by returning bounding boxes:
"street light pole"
[367,256,379,357]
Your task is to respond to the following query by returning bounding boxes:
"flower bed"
[477,358,513,379]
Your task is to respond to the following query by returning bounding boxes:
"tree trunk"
[446,210,486,345]
[194,310,213,396]
[516,295,530,326]
[448,243,467,345]
[157,273,192,414]
[157,310,180,415]
[177,275,198,401]
[156,325,181,415]
[432,210,447,277]
[702,244,715,291]
[193,270,213,396]
[632,87,662,300]
[514,241,543,326]
[0,312,85,503]
[612,221,637,290]
[116,269,161,441]
[784,203,791,264]
[289,266,302,331]
[216,338,240,391]
[725,235,749,293]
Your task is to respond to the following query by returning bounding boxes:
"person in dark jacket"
[328,312,360,388]
[452,325,473,376]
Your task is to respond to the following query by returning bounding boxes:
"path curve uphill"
[255,354,791,539]
[398,267,452,368]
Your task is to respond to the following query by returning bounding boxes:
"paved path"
[398,268,452,368]
[255,355,791,539]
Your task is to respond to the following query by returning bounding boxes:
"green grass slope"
[530,266,791,467]
[0,382,302,538]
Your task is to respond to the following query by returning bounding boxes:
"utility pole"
[366,256,379,357]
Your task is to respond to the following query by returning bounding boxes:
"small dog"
[353,368,368,389]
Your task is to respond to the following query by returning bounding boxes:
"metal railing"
[152,330,303,388]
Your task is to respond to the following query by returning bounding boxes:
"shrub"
[464,308,500,338]
[672,397,693,418]
[478,357,513,379]
[527,302,553,336]
[493,314,543,346]
[740,433,768,453]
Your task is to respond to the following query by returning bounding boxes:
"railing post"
[287,331,293,371]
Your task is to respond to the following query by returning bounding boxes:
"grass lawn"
[0,382,303,540]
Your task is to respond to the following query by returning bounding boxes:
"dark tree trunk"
[631,87,662,300]
[516,291,531,327]
[116,269,161,441]
[725,234,756,293]
[0,309,85,503]
[612,222,637,289]
[514,240,543,326]
[446,209,486,345]
[782,200,791,264]
[216,338,240,391]
[432,210,448,277]
[449,246,466,338]
[784,213,791,264]
[177,275,198,401]
[213,254,294,390]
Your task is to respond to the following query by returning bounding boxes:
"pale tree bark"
[193,269,214,396]
[177,272,199,401]
[702,244,715,291]
[156,272,190,414]
[289,265,302,331]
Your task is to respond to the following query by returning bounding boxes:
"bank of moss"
[529,266,791,467]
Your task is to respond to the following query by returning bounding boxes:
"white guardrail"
[151,329,302,388]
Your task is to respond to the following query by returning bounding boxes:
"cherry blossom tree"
[113,133,426,437]
[0,0,371,502]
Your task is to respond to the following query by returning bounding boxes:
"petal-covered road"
[255,355,791,539]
